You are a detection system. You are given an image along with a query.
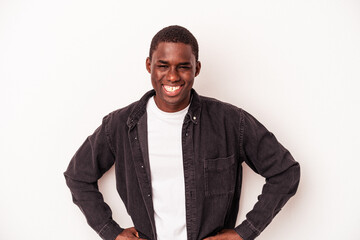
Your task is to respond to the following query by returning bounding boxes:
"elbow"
[289,162,301,196]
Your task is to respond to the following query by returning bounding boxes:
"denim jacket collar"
[126,89,201,129]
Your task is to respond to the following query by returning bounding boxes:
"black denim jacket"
[64,89,300,240]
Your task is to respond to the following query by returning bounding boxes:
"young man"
[64,25,300,240]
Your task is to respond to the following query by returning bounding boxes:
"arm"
[64,115,124,240]
[234,111,301,240]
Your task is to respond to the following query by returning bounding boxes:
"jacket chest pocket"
[204,155,236,196]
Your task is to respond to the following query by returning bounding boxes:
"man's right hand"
[115,227,147,240]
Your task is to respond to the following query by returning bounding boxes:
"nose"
[167,67,180,82]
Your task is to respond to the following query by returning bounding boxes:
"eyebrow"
[157,60,168,64]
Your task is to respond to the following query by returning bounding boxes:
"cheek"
[182,72,195,82]
[151,70,164,81]
[151,73,163,89]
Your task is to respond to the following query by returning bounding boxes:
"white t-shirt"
[146,97,188,240]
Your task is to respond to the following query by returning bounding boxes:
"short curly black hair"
[149,25,199,61]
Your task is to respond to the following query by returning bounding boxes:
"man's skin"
[115,42,242,240]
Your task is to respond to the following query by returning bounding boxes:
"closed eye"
[178,65,191,70]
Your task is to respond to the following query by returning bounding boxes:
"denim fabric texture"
[64,89,300,240]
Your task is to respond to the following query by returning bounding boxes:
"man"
[64,25,300,240]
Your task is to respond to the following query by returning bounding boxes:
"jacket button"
[193,116,196,120]
[141,165,144,168]
[185,133,188,136]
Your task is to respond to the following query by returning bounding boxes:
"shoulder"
[196,94,266,131]
[107,101,138,119]
[193,94,246,130]
[198,95,262,122]
[198,94,244,115]
[103,90,155,127]
[101,100,138,129]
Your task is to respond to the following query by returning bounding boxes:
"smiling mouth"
[163,85,180,92]
[162,85,182,96]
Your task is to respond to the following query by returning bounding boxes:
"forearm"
[235,161,300,240]
[64,174,124,240]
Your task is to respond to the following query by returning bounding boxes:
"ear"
[146,57,151,73]
[195,61,201,77]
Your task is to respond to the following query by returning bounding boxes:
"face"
[146,42,201,112]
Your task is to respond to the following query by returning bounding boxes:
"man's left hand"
[202,229,243,240]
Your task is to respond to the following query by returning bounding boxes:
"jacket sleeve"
[234,111,300,240]
[64,115,123,240]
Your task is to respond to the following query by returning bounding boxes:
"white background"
[1,0,359,239]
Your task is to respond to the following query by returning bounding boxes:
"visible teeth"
[164,86,180,92]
